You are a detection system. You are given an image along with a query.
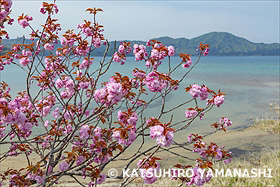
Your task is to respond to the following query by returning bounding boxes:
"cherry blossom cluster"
[146,71,179,92]
[185,107,204,120]
[0,91,40,139]
[5,171,32,186]
[112,109,138,146]
[189,137,232,164]
[206,90,225,107]
[44,43,54,50]
[187,84,209,100]
[1,43,35,70]
[32,70,56,90]
[44,56,63,72]
[115,40,175,69]
[0,0,13,25]
[76,75,94,94]
[94,73,134,106]
[60,32,98,57]
[132,68,146,83]
[171,134,231,186]
[0,48,13,70]
[171,164,212,186]
[27,173,44,185]
[94,79,124,106]
[35,93,56,117]
[17,49,32,66]
[17,14,33,28]
[188,167,212,186]
[0,0,14,46]
[187,133,203,143]
[79,58,94,70]
[145,72,167,92]
[180,53,192,68]
[133,44,148,61]
[58,154,107,186]
[147,118,175,147]
[145,40,174,70]
[186,84,226,107]
[196,42,210,56]
[137,156,161,184]
[8,143,32,156]
[77,21,105,48]
[112,125,136,146]
[113,42,132,65]
[210,117,232,131]
[55,76,76,99]
[78,22,95,37]
[0,82,9,139]
[117,109,138,127]
[60,30,79,47]
[76,125,118,164]
[76,40,91,56]
[131,69,179,102]
[88,174,106,186]
[131,69,156,93]
[167,45,175,56]
[39,2,59,15]
[64,105,85,122]
[204,48,210,56]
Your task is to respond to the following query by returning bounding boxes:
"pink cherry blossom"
[224,158,232,164]
[189,84,209,100]
[59,162,69,172]
[19,57,30,66]
[220,117,232,127]
[44,43,54,50]
[213,95,224,107]
[52,108,60,118]
[189,84,201,98]
[96,174,106,184]
[76,156,85,165]
[204,48,210,56]
[18,19,29,28]
[145,72,166,92]
[79,125,90,140]
[185,109,198,118]
[182,58,192,68]
[94,88,107,103]
[167,46,175,56]
[55,78,64,89]
[187,134,193,143]
[150,125,164,139]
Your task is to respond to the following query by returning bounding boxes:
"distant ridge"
[1,32,279,56]
[153,32,280,56]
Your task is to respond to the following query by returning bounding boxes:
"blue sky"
[5,0,280,43]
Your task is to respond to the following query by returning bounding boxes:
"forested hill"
[153,32,279,56]
[1,32,279,56]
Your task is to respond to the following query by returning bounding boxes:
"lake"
[0,56,279,136]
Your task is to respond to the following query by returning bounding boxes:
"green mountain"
[152,32,279,56]
[1,32,279,56]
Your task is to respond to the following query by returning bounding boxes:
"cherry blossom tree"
[0,1,232,186]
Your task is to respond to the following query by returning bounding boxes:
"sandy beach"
[1,125,278,186]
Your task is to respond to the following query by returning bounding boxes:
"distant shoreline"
[1,32,279,56]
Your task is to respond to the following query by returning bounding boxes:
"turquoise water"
[0,56,279,136]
